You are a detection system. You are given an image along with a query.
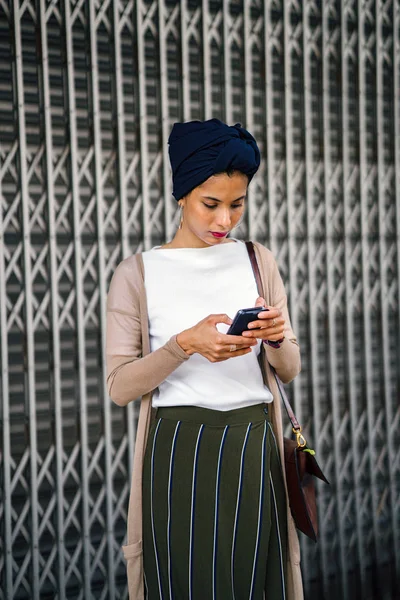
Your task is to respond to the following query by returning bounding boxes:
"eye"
[203,203,243,209]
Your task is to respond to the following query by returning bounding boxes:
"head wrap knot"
[168,119,260,200]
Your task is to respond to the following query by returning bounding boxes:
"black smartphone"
[226,307,269,336]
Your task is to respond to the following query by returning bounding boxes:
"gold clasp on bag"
[292,426,307,448]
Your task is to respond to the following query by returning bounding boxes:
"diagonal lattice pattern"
[0,1,399,599]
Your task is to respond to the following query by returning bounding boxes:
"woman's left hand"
[241,297,285,342]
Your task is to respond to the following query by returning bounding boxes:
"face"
[178,172,248,248]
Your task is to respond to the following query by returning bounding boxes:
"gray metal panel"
[0,1,399,598]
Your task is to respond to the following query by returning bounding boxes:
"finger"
[255,296,267,307]
[257,307,281,320]
[245,317,285,331]
[223,333,259,346]
[242,319,285,338]
[245,329,285,340]
[266,333,286,342]
[216,347,254,361]
[209,313,233,326]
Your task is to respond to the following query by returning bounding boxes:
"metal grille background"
[0,1,399,599]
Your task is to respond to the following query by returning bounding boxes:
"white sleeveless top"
[142,238,273,411]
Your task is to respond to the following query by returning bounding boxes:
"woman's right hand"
[176,313,258,362]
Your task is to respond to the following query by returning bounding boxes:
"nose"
[215,208,231,228]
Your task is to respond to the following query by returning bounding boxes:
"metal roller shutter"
[0,1,399,598]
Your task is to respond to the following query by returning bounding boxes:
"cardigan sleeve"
[106,259,190,406]
[255,243,301,384]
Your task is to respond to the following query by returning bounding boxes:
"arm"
[106,260,190,406]
[255,245,301,383]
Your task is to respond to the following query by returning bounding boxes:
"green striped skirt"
[142,403,287,600]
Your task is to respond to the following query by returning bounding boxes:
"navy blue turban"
[168,118,261,200]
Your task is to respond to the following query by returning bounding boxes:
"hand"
[241,297,285,342]
[177,313,258,362]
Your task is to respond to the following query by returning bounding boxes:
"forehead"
[196,172,248,198]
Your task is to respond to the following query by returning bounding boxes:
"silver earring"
[179,204,183,229]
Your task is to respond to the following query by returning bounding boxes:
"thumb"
[255,296,266,307]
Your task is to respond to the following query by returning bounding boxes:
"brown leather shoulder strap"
[245,241,264,300]
[245,241,301,431]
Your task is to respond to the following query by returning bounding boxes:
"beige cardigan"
[106,241,304,600]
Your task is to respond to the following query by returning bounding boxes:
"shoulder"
[251,241,284,287]
[113,253,143,280]
[252,241,276,266]
[107,253,144,307]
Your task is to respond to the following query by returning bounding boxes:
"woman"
[106,119,303,600]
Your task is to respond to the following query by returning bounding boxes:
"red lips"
[210,231,228,238]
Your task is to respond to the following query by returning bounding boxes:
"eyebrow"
[202,195,246,203]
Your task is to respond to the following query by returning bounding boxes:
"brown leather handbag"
[273,373,329,541]
[245,241,329,542]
